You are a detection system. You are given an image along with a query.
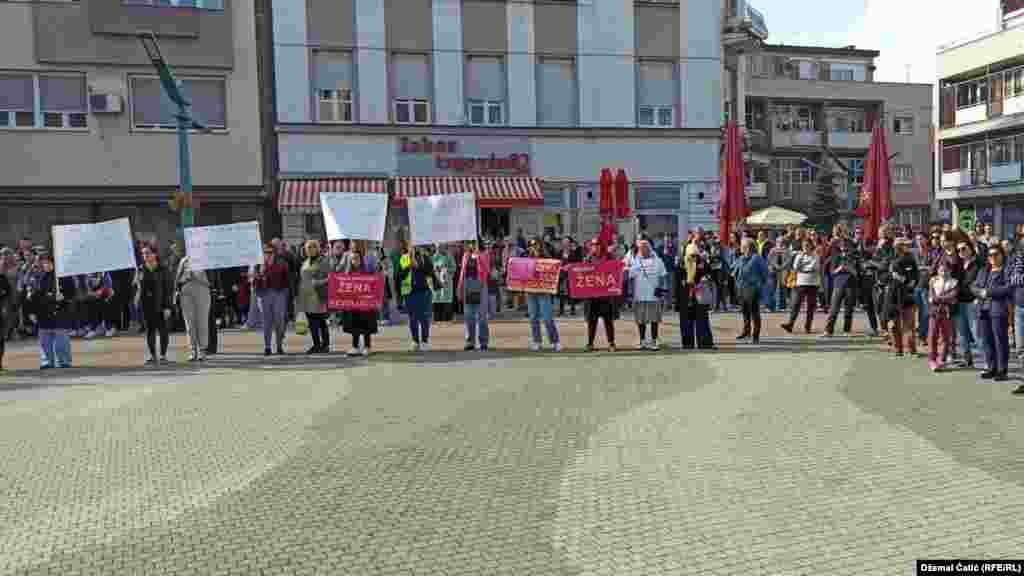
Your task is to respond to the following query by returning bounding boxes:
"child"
[928,261,959,371]
[341,249,379,357]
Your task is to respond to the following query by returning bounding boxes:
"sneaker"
[421,342,432,351]
[1012,384,1024,395]
[928,361,939,371]
[198,352,207,361]
[188,352,198,362]
[552,343,561,352]
[464,344,476,351]
[608,344,616,353]
[529,342,541,352]
[780,323,793,334]
[649,340,660,351]
[106,328,117,338]
[159,356,169,364]
[145,357,156,366]
[411,342,421,352]
[361,347,370,357]
[264,349,272,357]
[347,348,360,357]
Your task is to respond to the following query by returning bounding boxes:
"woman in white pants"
[175,248,211,361]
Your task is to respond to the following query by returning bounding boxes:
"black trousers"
[144,311,169,358]
[586,301,616,346]
[308,313,330,350]
[351,332,372,348]
[825,275,857,334]
[787,286,818,332]
[739,286,762,338]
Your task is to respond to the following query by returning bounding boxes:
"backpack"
[463,258,483,305]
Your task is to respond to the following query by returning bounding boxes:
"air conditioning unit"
[89,93,122,114]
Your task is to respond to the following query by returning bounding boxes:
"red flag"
[859,121,893,241]
[614,169,630,219]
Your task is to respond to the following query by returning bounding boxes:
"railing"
[941,164,1024,189]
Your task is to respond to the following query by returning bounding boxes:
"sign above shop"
[397,136,531,177]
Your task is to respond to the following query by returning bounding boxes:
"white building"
[271,0,732,246]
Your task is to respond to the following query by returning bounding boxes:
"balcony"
[827,131,871,149]
[942,164,1024,189]
[724,0,768,41]
[745,182,767,198]
[955,104,989,126]
[772,128,821,148]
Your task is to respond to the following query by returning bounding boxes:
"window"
[637,61,675,128]
[893,115,913,135]
[795,60,818,80]
[313,51,353,123]
[828,63,866,82]
[773,158,812,199]
[466,56,505,126]
[0,73,86,130]
[826,108,867,132]
[537,58,576,126]
[130,76,226,130]
[771,105,816,131]
[391,53,431,125]
[956,79,988,108]
[123,0,225,9]
[1007,68,1024,99]
[893,165,913,184]
[992,138,1013,165]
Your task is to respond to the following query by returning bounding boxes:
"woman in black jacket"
[956,240,980,368]
[138,245,174,365]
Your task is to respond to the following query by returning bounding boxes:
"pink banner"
[506,257,561,294]
[568,260,625,299]
[328,273,385,311]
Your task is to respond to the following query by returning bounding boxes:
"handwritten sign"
[184,221,263,272]
[328,273,385,311]
[506,257,561,294]
[53,218,137,278]
[408,192,477,246]
[568,260,624,299]
[320,192,388,242]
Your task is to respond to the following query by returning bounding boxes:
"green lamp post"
[137,31,210,237]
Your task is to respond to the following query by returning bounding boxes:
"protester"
[579,239,617,352]
[1009,232,1024,360]
[956,240,981,368]
[27,256,75,369]
[299,239,330,354]
[887,238,919,357]
[458,240,490,351]
[678,230,715,349]
[0,258,9,370]
[175,244,211,362]
[432,244,456,323]
[400,241,438,351]
[526,238,561,352]
[138,245,173,365]
[341,247,379,357]
[254,242,290,356]
[734,237,769,343]
[823,234,858,337]
[781,239,820,334]
[974,244,1012,381]
[927,260,959,372]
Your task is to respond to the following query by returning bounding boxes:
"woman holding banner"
[526,238,561,352]
[175,244,211,362]
[27,256,75,369]
[458,241,490,351]
[400,241,438,352]
[300,239,331,354]
[583,238,617,353]
[341,245,379,357]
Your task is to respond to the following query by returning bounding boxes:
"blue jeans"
[257,289,288,350]
[527,293,559,345]
[958,301,978,361]
[980,311,1010,374]
[914,287,929,339]
[406,290,433,343]
[39,328,72,368]
[463,302,489,348]
[763,273,778,310]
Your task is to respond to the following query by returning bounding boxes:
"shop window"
[635,187,680,211]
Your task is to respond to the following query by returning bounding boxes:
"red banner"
[506,257,561,294]
[568,260,624,299]
[328,273,385,311]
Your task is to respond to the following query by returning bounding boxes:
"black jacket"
[885,254,918,313]
[959,260,980,303]
[140,265,174,314]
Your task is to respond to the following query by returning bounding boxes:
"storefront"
[276,129,719,247]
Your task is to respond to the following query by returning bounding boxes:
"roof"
[762,43,880,58]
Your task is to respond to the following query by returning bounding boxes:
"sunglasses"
[958,246,969,251]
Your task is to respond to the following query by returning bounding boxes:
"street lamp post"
[137,31,209,236]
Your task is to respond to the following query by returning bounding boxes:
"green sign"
[958,207,976,231]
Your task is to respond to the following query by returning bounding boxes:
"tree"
[809,167,841,232]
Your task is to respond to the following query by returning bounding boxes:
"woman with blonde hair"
[299,239,330,354]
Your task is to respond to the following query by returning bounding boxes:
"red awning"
[277,179,388,214]
[392,177,543,208]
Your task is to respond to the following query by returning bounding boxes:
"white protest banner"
[53,218,137,278]
[320,192,389,242]
[408,192,477,246]
[184,221,264,271]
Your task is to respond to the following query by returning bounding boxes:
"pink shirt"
[457,251,491,299]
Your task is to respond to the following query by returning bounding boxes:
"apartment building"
[271,0,732,246]
[936,0,1024,237]
[0,0,264,247]
[737,44,933,229]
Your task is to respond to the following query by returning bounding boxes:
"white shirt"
[629,254,667,302]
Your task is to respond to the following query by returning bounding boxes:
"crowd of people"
[1,221,1023,395]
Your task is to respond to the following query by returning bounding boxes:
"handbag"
[694,277,716,307]
[785,271,797,289]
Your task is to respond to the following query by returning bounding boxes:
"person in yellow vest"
[400,240,438,351]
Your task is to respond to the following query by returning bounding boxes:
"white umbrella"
[746,206,807,227]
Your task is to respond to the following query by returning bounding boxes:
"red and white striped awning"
[277,179,388,214]
[392,177,543,208]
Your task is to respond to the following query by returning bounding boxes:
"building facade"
[936,0,1024,237]
[737,44,933,229]
[0,0,265,247]
[271,0,729,247]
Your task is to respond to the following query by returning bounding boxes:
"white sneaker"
[552,343,562,352]
[347,347,360,357]
[649,340,660,351]
[105,328,117,338]
[411,342,421,352]
[421,341,432,351]
[361,347,370,357]
[529,342,541,352]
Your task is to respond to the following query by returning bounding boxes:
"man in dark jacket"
[888,238,919,356]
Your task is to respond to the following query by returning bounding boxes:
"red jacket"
[457,251,491,300]
[253,258,290,291]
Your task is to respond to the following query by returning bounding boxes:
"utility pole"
[137,31,211,244]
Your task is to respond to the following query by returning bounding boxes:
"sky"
[754,0,1000,85]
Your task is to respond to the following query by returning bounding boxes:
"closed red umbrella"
[614,169,631,219]
[858,122,893,242]
[719,121,748,245]
[599,168,613,217]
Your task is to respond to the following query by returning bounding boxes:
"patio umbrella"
[856,122,893,241]
[746,206,807,227]
[719,121,750,243]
